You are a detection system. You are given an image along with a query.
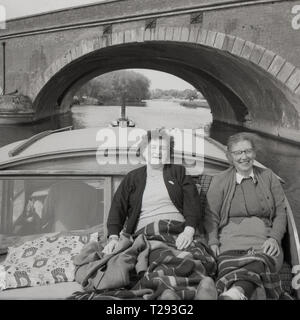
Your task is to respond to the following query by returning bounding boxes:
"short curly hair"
[137,129,175,160]
[226,132,257,152]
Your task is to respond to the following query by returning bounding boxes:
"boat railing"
[8,126,73,158]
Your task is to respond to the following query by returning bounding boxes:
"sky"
[0,0,194,90]
[132,69,194,91]
[0,0,104,20]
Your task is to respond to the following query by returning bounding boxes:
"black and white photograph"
[0,0,299,308]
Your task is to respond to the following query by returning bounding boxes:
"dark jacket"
[107,164,201,236]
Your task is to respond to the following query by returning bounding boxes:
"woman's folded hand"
[210,244,220,257]
[176,226,194,250]
[102,235,119,255]
[261,237,280,257]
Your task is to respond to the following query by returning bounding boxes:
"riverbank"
[180,99,210,109]
[74,99,147,107]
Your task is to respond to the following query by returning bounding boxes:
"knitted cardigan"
[107,164,201,236]
[204,166,287,246]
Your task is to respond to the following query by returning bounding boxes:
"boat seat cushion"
[0,226,101,290]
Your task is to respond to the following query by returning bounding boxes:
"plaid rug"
[68,220,216,300]
[216,250,293,300]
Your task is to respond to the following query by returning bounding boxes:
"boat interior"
[0,129,299,299]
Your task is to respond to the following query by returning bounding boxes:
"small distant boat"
[110,118,135,127]
[110,98,136,127]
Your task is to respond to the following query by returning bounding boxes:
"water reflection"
[71,100,212,130]
[0,112,74,147]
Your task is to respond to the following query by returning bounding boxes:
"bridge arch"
[33,25,300,140]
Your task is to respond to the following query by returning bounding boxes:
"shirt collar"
[236,170,257,184]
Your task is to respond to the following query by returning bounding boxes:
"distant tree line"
[73,70,204,106]
[150,88,203,101]
[74,70,151,105]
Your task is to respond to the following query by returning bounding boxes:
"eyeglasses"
[230,148,254,156]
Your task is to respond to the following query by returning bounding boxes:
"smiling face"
[142,137,170,168]
[227,140,256,176]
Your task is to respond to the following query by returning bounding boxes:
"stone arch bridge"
[0,0,300,142]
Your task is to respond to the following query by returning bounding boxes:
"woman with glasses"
[204,132,288,300]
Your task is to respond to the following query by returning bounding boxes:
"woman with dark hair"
[205,132,289,300]
[102,129,197,254]
[74,129,217,300]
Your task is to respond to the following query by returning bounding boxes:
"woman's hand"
[210,244,220,257]
[261,238,280,257]
[102,235,119,255]
[176,226,194,250]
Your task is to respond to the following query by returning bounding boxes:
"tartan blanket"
[216,250,293,300]
[67,220,216,300]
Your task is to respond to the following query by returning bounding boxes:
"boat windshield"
[0,177,109,237]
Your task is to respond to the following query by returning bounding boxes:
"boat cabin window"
[0,177,111,237]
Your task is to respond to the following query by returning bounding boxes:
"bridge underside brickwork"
[0,0,299,142]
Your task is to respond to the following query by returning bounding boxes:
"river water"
[0,99,300,233]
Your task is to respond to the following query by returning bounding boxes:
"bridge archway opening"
[69,67,214,130]
[34,41,299,135]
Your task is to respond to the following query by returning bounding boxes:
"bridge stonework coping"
[249,44,265,64]
[221,34,235,52]
[286,69,300,92]
[259,49,276,71]
[54,58,63,74]
[111,32,120,45]
[65,51,73,65]
[268,55,286,77]
[82,41,94,55]
[205,30,217,47]
[172,27,182,42]
[75,46,83,61]
[136,28,145,42]
[188,26,199,43]
[47,64,57,80]
[101,35,112,47]
[93,37,103,50]
[180,27,190,42]
[197,29,208,45]
[276,62,295,84]
[231,37,245,56]
[240,41,255,60]
[70,47,79,61]
[165,27,174,41]
[149,28,156,41]
[157,27,166,41]
[124,29,133,43]
[213,32,225,50]
[144,28,151,41]
[41,25,300,103]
